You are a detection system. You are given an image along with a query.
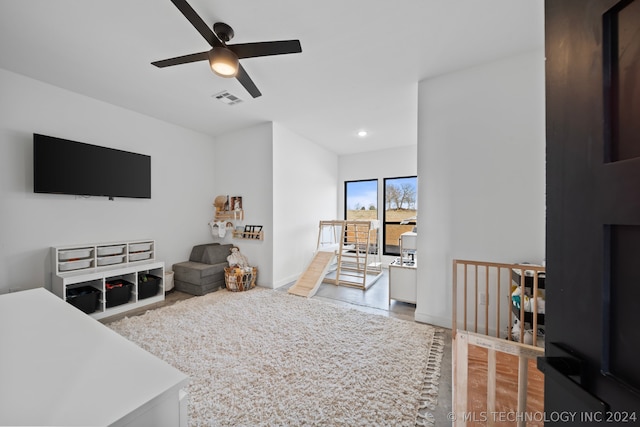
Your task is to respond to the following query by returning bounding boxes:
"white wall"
[273,123,338,287]
[213,122,338,289]
[0,69,218,294]
[213,123,274,286]
[0,68,335,294]
[339,145,418,265]
[416,50,546,328]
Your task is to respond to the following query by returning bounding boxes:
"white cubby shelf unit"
[51,240,164,320]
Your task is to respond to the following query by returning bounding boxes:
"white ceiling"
[0,0,543,155]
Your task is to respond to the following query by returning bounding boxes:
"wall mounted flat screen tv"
[33,133,151,199]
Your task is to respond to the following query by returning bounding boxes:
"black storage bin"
[105,279,133,308]
[66,286,100,314]
[138,274,161,299]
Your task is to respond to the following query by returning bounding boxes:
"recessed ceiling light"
[357,130,368,137]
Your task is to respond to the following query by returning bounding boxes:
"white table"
[389,258,417,304]
[0,288,189,426]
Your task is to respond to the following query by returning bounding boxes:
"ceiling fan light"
[209,47,239,78]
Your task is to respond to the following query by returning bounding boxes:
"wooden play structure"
[286,251,334,298]
[288,220,383,297]
[452,259,546,427]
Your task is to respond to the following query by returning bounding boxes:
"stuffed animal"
[227,246,249,269]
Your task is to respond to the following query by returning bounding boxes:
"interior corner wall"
[416,49,546,328]
[272,123,338,288]
[338,146,418,265]
[213,123,275,287]
[0,68,217,295]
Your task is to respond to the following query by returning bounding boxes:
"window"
[344,179,379,252]
[344,179,378,221]
[383,176,417,255]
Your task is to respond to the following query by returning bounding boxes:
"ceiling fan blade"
[151,51,209,68]
[229,40,302,59]
[236,64,262,98]
[170,0,224,48]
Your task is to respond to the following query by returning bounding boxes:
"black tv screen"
[33,133,151,199]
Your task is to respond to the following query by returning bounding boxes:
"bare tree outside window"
[385,184,401,210]
[344,177,417,256]
[383,176,417,255]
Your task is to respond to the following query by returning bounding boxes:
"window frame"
[343,178,379,220]
[382,175,418,256]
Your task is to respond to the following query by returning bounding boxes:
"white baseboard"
[414,311,452,330]
[272,274,298,289]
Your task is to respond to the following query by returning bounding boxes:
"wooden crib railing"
[452,259,546,427]
[453,330,544,427]
[452,259,545,346]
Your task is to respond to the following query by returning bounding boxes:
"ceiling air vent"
[213,91,243,106]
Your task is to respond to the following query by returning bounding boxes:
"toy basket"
[224,266,257,292]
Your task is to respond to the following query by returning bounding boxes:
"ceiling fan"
[152,0,302,98]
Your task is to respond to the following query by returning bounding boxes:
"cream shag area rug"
[108,288,444,427]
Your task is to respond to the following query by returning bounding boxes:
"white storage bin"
[129,251,152,262]
[164,271,174,292]
[97,245,125,257]
[97,255,126,266]
[59,259,92,272]
[58,248,92,261]
[129,242,152,253]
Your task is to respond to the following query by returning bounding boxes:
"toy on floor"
[227,246,250,269]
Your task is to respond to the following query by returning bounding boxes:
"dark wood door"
[542,0,640,425]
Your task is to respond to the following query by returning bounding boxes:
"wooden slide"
[288,251,335,298]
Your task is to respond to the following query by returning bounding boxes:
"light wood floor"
[100,270,453,425]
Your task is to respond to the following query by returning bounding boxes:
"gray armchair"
[172,243,233,295]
